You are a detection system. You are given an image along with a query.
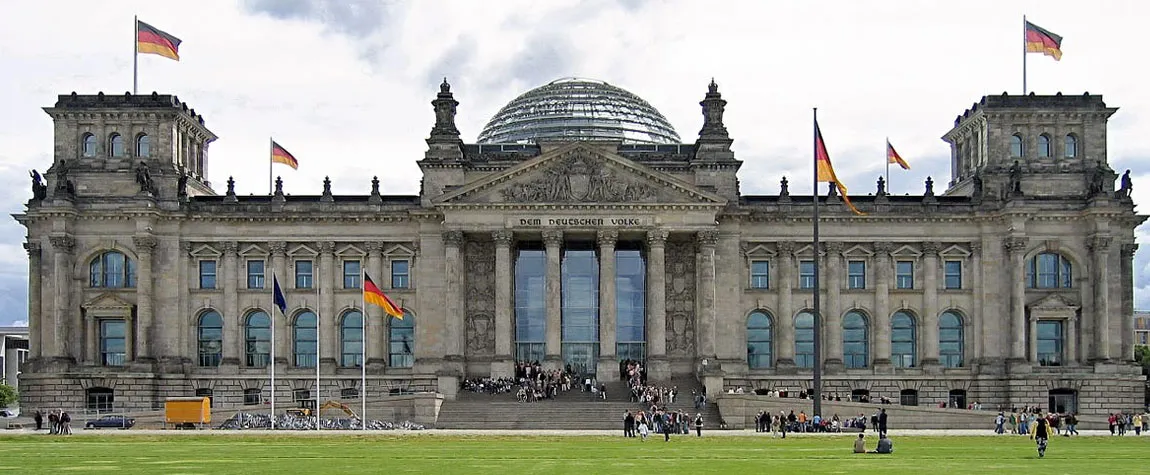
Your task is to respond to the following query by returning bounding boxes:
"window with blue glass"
[750,260,770,289]
[389,309,415,368]
[199,260,217,289]
[944,260,962,289]
[799,260,816,289]
[293,311,317,368]
[391,259,410,289]
[1036,320,1064,366]
[848,260,866,289]
[295,260,313,289]
[90,251,136,288]
[939,311,964,368]
[890,311,916,368]
[746,310,773,369]
[340,310,362,367]
[100,319,126,366]
[245,311,271,367]
[197,310,223,367]
[515,246,546,363]
[895,261,914,289]
[794,311,815,368]
[1027,252,1072,289]
[616,245,646,363]
[247,260,265,289]
[343,260,361,289]
[562,243,599,376]
[842,310,869,369]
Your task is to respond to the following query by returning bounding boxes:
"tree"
[0,384,16,408]
[1136,346,1150,376]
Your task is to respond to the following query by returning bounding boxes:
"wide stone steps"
[435,400,722,430]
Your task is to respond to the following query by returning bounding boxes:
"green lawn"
[0,434,1146,474]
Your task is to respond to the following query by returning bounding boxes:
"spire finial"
[440,77,451,93]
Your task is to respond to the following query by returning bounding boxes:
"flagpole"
[270,268,276,431]
[811,108,823,418]
[269,137,274,196]
[885,138,890,193]
[315,262,322,431]
[1022,15,1028,95]
[361,268,367,431]
[133,15,138,95]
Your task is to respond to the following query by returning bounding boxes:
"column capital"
[776,240,796,254]
[443,230,465,247]
[696,230,719,247]
[969,241,982,255]
[1087,235,1112,252]
[1121,243,1139,258]
[365,241,385,254]
[48,235,74,252]
[646,229,668,247]
[596,230,618,248]
[133,235,158,254]
[492,230,514,247]
[24,241,41,256]
[823,241,845,254]
[317,241,336,254]
[542,230,564,248]
[1002,236,1029,254]
[268,241,288,256]
[873,241,892,256]
[222,240,239,256]
[921,241,942,256]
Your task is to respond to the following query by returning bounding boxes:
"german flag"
[816,119,865,215]
[887,140,910,170]
[137,20,181,61]
[271,140,299,169]
[364,273,404,319]
[1025,21,1063,61]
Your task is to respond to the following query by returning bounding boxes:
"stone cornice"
[436,203,725,212]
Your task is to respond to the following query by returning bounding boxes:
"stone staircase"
[436,376,723,430]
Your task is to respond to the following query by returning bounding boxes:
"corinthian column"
[645,229,669,380]
[596,230,618,379]
[873,242,892,368]
[269,241,288,365]
[1004,236,1029,362]
[133,235,158,362]
[222,241,240,366]
[49,235,74,362]
[921,241,941,368]
[1121,243,1138,362]
[542,230,564,369]
[365,241,385,368]
[696,230,718,362]
[443,231,465,363]
[25,241,42,359]
[824,242,843,370]
[1089,235,1113,361]
[317,241,336,368]
[776,241,795,368]
[492,230,514,377]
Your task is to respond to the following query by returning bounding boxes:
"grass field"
[0,433,1147,474]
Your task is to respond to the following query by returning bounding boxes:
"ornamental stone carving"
[542,230,564,248]
[824,241,844,254]
[1003,236,1029,253]
[776,240,795,254]
[464,239,495,356]
[443,231,465,247]
[318,241,336,254]
[1121,243,1139,258]
[24,241,41,257]
[646,229,668,247]
[665,241,697,357]
[873,241,892,256]
[48,235,74,252]
[222,241,239,256]
[133,236,158,254]
[492,230,514,247]
[365,241,384,254]
[597,230,618,248]
[970,241,982,255]
[268,241,287,255]
[696,230,718,247]
[500,155,659,203]
[1088,235,1112,252]
[921,241,942,256]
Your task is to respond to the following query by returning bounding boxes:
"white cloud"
[2,0,1150,315]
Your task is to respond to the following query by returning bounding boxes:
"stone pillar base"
[366,358,387,373]
[701,374,725,398]
[920,359,943,375]
[596,357,619,382]
[647,357,671,382]
[1006,358,1031,374]
[491,356,514,379]
[437,375,460,401]
[871,359,893,375]
[543,355,563,372]
[774,359,797,375]
[823,359,844,375]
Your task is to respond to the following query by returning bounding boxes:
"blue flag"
[272,275,287,314]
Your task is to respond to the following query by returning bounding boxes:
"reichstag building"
[14,77,1145,415]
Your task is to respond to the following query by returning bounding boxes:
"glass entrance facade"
[514,246,546,363]
[562,243,599,376]
[615,244,646,364]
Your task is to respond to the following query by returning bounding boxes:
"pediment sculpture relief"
[500,155,658,203]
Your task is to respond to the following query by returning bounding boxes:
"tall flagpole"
[360,268,367,431]
[269,137,274,196]
[133,15,139,95]
[315,263,322,431]
[1022,15,1028,95]
[270,268,277,430]
[811,108,823,418]
[885,138,891,192]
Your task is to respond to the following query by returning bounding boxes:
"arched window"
[389,309,415,368]
[136,134,151,158]
[340,310,362,367]
[89,251,136,288]
[109,133,125,157]
[794,311,815,369]
[197,311,223,367]
[1037,134,1051,158]
[939,311,965,368]
[293,311,317,368]
[891,311,917,368]
[1027,252,1072,288]
[245,311,271,367]
[1010,134,1024,157]
[746,310,773,369]
[1064,134,1078,158]
[842,310,869,369]
[82,133,97,157]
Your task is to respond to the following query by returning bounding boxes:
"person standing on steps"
[1034,414,1050,458]
[695,413,703,437]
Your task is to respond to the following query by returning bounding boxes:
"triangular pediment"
[1029,293,1080,310]
[82,292,134,311]
[743,244,776,258]
[434,143,726,206]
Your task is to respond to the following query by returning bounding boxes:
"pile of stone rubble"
[217,412,426,431]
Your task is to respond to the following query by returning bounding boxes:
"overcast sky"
[1,0,1149,326]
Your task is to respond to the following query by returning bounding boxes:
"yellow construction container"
[165,397,211,429]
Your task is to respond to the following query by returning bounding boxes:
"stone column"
[696,230,718,362]
[1004,236,1029,362]
[596,230,618,379]
[222,241,240,366]
[318,241,337,368]
[921,241,941,368]
[824,242,843,371]
[443,231,465,365]
[1121,243,1138,362]
[542,230,564,369]
[133,235,157,362]
[970,241,983,364]
[366,241,386,368]
[776,241,795,368]
[178,242,192,364]
[25,242,41,359]
[645,230,669,379]
[492,230,514,377]
[269,241,288,365]
[1089,235,1112,361]
[49,235,74,362]
[872,242,892,368]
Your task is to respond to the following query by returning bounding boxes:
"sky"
[1,0,1149,327]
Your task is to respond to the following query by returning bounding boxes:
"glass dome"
[476,78,682,145]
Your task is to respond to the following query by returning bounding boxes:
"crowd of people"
[32,410,72,435]
[458,361,580,403]
[622,409,704,441]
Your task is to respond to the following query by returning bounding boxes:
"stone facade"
[12,84,1146,415]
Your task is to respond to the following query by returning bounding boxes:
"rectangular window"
[247,260,265,289]
[896,260,914,289]
[798,260,815,289]
[199,260,217,289]
[847,260,866,289]
[343,260,361,289]
[100,319,126,366]
[295,260,313,289]
[944,260,963,289]
[750,260,770,289]
[391,259,410,289]
[1036,320,1064,366]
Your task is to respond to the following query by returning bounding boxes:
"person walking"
[878,408,889,439]
[33,411,43,431]
[695,413,704,437]
[637,414,649,441]
[1034,415,1050,458]
[47,411,58,435]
